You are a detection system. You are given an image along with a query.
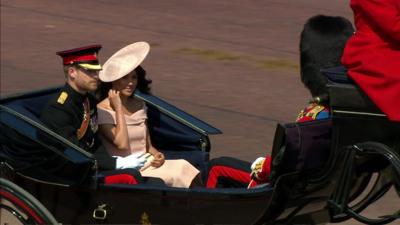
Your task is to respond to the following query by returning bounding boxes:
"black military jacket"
[40,83,116,170]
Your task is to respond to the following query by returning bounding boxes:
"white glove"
[250,157,266,171]
[114,154,146,169]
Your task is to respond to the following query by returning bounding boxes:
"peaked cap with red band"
[56,44,102,70]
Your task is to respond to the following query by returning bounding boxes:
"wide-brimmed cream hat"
[99,41,150,82]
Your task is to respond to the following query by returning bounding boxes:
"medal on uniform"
[90,114,98,133]
[76,97,90,140]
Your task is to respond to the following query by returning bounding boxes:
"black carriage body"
[0,87,277,225]
[3,79,397,225]
[322,67,400,224]
[1,168,271,225]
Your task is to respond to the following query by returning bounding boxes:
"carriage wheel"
[347,171,373,203]
[331,142,400,224]
[0,178,58,225]
[330,161,389,223]
[393,162,400,197]
[355,142,400,200]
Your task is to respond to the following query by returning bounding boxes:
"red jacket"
[341,0,400,121]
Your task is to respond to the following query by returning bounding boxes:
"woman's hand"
[108,89,122,111]
[150,151,165,168]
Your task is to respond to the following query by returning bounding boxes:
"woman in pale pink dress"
[96,42,200,188]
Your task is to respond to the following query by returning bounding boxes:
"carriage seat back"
[2,92,56,122]
[323,66,400,149]
[0,87,216,182]
[269,119,332,185]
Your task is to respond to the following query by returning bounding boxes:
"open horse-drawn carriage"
[1,67,399,225]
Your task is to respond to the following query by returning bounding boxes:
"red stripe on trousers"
[206,165,251,188]
[104,174,138,185]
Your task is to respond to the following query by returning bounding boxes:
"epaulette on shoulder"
[57,91,68,104]
[306,105,326,119]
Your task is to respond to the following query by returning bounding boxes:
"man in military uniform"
[40,45,146,184]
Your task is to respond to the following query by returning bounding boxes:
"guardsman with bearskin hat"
[206,15,354,189]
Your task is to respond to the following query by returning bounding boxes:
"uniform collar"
[64,83,87,104]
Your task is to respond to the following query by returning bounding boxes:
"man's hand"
[115,155,146,169]
[251,157,266,171]
[250,157,265,179]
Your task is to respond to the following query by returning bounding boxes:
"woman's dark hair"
[96,65,152,101]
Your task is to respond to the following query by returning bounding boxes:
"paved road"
[1,0,398,224]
